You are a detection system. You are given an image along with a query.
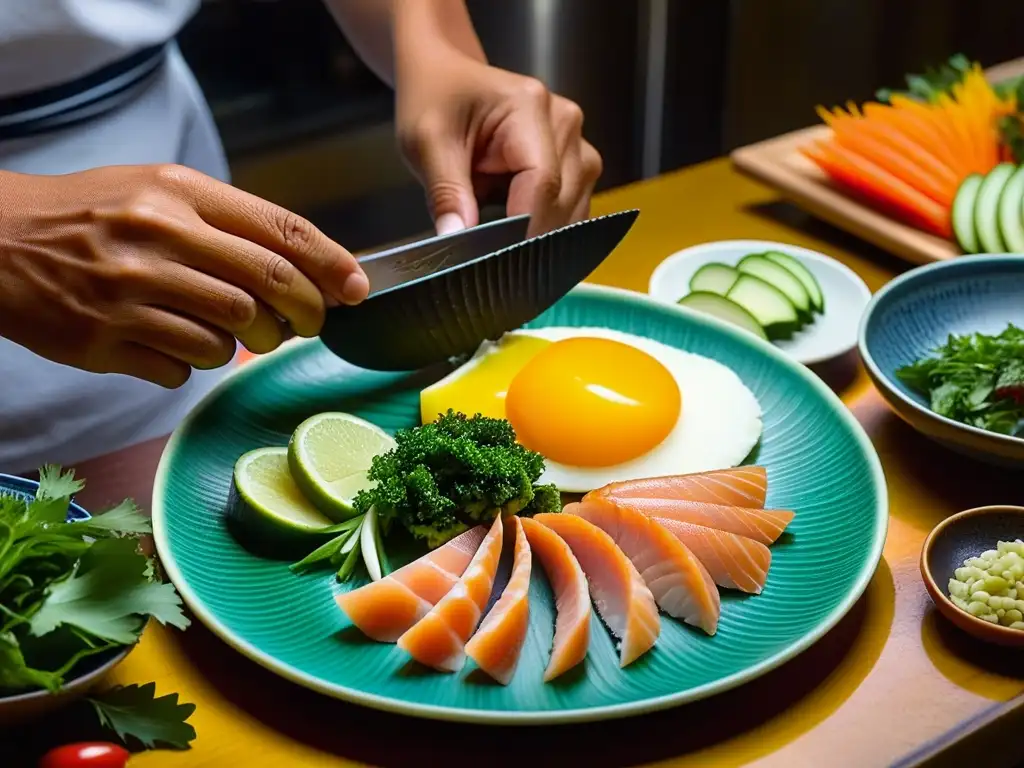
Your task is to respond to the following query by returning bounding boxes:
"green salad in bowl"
[0,466,196,751]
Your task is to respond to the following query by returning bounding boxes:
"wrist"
[393,0,487,67]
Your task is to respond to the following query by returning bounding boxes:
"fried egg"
[419,327,762,493]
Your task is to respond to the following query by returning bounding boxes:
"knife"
[356,214,531,297]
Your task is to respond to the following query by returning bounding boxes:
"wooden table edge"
[891,691,1024,768]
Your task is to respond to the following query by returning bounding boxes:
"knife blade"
[357,214,531,297]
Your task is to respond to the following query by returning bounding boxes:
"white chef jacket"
[0,1,231,474]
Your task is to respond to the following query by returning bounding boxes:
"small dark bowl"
[319,210,640,371]
[920,505,1024,647]
[0,473,132,724]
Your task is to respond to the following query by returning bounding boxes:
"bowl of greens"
[859,255,1024,466]
[0,467,196,749]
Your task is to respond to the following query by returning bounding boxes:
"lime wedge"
[227,447,339,558]
[287,412,396,521]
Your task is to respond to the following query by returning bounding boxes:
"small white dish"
[649,239,872,365]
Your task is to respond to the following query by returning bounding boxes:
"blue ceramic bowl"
[858,255,1024,467]
[0,474,131,725]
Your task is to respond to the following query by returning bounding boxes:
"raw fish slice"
[520,517,591,682]
[568,498,721,636]
[465,517,531,684]
[336,525,486,642]
[534,512,659,667]
[588,466,768,508]
[397,515,504,671]
[652,517,771,594]
[602,497,793,546]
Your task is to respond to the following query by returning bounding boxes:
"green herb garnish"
[353,410,562,549]
[875,53,974,104]
[0,466,196,749]
[896,324,1024,436]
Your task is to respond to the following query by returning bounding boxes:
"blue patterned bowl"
[858,255,1024,467]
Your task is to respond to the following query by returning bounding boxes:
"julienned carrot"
[861,103,961,174]
[802,140,952,239]
[890,95,972,175]
[829,127,957,206]
[936,92,983,174]
[824,108,960,190]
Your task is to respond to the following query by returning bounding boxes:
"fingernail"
[436,213,466,236]
[341,271,370,305]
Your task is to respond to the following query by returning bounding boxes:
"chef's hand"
[394,39,603,239]
[0,164,368,388]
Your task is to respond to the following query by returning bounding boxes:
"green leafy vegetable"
[353,410,562,548]
[0,467,197,753]
[875,53,974,103]
[29,537,188,644]
[896,324,1024,436]
[88,682,197,749]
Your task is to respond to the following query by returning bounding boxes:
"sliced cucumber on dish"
[671,249,827,344]
[764,250,824,312]
[737,254,813,321]
[998,165,1024,253]
[725,274,801,340]
[689,263,739,295]
[952,174,983,254]
[677,291,768,339]
[975,162,1015,253]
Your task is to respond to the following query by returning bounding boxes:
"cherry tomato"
[39,742,130,768]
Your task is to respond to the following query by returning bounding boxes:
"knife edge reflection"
[357,214,531,297]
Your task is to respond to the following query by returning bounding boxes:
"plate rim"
[152,282,888,725]
[857,253,1024,451]
[648,238,872,366]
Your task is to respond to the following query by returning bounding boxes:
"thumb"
[412,133,480,236]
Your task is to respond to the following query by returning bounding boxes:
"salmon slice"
[534,512,659,667]
[396,514,504,671]
[601,497,793,546]
[652,517,771,594]
[568,498,721,636]
[336,525,486,642]
[464,517,532,684]
[587,466,768,508]
[520,517,591,682]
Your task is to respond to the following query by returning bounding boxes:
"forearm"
[323,0,486,87]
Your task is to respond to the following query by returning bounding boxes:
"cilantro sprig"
[0,466,196,750]
[896,324,1024,436]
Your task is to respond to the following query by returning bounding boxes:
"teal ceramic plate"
[153,284,887,724]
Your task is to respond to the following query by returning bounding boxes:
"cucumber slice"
[677,291,768,340]
[763,251,825,313]
[998,166,1024,253]
[976,163,1015,253]
[952,174,983,254]
[688,263,739,296]
[725,274,800,340]
[737,254,813,321]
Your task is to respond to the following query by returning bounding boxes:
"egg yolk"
[419,334,552,424]
[505,337,682,467]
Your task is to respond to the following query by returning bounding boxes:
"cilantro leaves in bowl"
[0,465,196,750]
[896,324,1024,437]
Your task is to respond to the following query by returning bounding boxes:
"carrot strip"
[830,127,957,206]
[802,140,952,238]
[890,95,972,176]
[827,110,960,190]
[861,103,959,171]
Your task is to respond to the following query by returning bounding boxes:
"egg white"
[425,326,763,494]
[506,327,763,492]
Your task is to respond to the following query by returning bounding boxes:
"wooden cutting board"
[730,58,1024,265]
